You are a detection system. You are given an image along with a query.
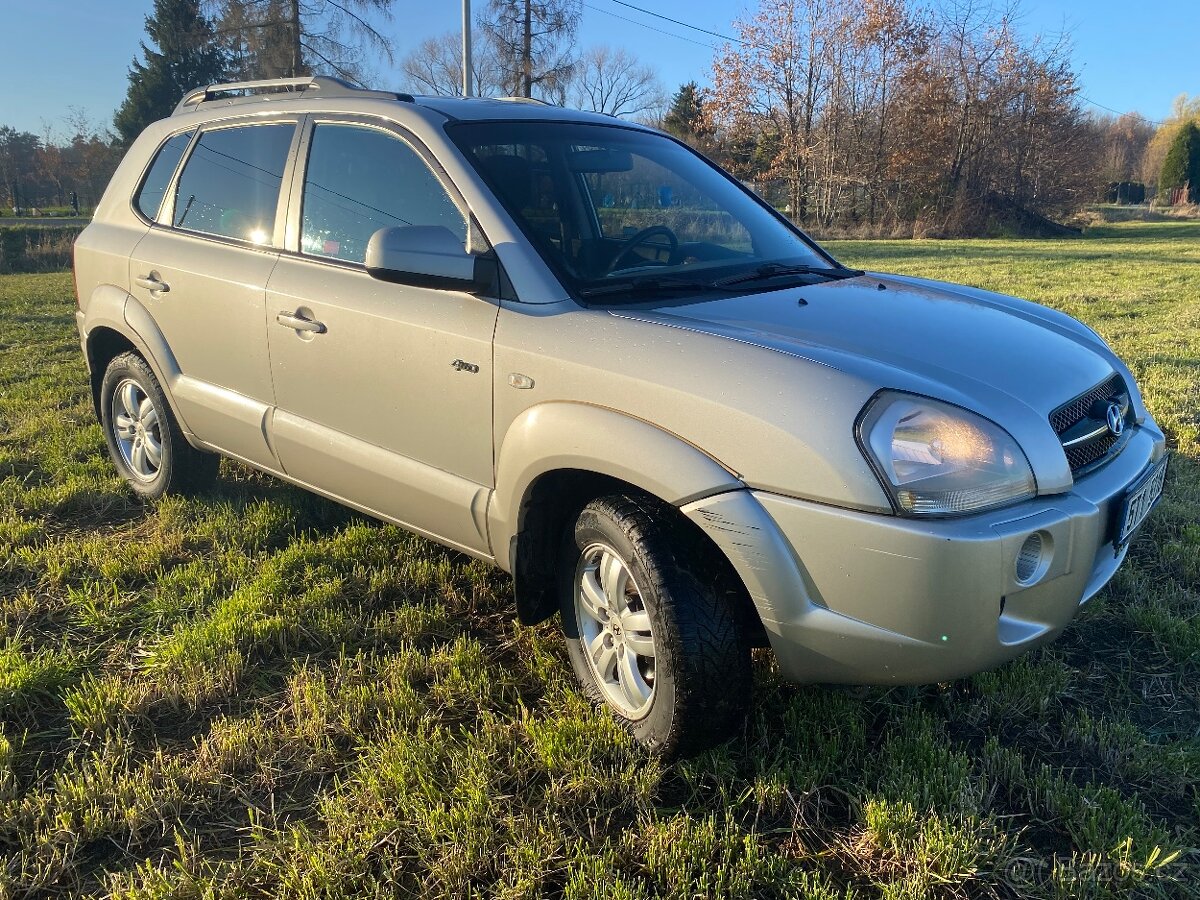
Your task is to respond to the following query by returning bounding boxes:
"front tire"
[99,352,218,499]
[560,493,751,757]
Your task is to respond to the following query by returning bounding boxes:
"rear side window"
[135,130,193,221]
[300,123,466,263]
[172,123,294,244]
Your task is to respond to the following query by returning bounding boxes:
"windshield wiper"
[578,277,712,299]
[710,263,864,288]
[578,264,863,300]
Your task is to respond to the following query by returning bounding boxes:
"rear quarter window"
[134,130,194,221]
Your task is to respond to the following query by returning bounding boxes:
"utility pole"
[290,0,302,78]
[522,0,532,98]
[462,0,473,97]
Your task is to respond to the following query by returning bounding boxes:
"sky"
[0,0,1194,139]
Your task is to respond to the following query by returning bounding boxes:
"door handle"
[276,311,326,334]
[134,273,169,293]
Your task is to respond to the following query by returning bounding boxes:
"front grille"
[1050,373,1130,476]
[1064,430,1119,471]
[1049,373,1125,434]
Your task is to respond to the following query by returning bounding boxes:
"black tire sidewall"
[559,502,682,751]
[99,354,174,500]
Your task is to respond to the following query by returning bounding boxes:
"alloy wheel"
[111,378,163,481]
[574,542,657,717]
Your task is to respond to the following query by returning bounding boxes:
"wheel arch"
[82,288,191,435]
[491,403,759,631]
[85,326,139,419]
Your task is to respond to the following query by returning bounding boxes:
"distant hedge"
[0,225,82,274]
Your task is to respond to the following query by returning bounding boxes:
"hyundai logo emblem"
[1106,403,1125,436]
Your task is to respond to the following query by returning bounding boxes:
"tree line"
[680,0,1195,234]
[0,115,121,214]
[2,0,1196,234]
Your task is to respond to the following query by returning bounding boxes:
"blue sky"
[1,0,1194,138]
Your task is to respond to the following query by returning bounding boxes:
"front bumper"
[683,421,1167,685]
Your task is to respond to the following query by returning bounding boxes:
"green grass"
[1,220,1198,897]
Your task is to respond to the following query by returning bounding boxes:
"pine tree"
[1159,121,1200,205]
[663,83,705,140]
[114,0,227,145]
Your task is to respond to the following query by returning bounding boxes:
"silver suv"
[74,77,1168,755]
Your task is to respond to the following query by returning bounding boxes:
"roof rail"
[492,96,551,106]
[173,75,413,116]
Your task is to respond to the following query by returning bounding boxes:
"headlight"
[857,392,1036,516]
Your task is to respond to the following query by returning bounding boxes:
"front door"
[129,120,297,469]
[265,120,498,555]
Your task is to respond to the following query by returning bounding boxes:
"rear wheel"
[560,493,751,757]
[99,352,218,499]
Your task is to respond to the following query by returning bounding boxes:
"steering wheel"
[604,225,679,274]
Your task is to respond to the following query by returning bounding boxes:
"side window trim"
[274,119,307,248]
[285,114,478,262]
[156,129,201,227]
[157,117,301,250]
[282,114,313,255]
[130,128,198,226]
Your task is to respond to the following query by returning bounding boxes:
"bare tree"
[709,0,839,218]
[569,46,663,118]
[399,30,505,97]
[706,0,1094,233]
[212,0,394,84]
[1093,113,1154,186]
[483,0,580,99]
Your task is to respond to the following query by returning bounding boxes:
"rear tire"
[99,352,218,499]
[559,493,751,757]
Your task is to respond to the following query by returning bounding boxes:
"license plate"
[1114,455,1169,549]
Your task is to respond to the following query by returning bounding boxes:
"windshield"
[447,121,844,300]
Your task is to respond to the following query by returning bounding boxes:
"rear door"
[264,118,498,554]
[128,119,299,469]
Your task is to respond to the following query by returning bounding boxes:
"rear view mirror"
[364,226,495,293]
[567,149,634,173]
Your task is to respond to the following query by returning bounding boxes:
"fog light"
[1015,531,1052,585]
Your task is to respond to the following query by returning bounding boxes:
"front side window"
[172,123,294,244]
[300,123,467,263]
[135,130,193,221]
[449,121,841,300]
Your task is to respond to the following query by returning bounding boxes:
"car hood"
[614,272,1118,419]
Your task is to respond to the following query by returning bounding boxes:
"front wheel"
[559,493,752,757]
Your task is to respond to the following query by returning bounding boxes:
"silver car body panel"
[685,422,1165,684]
[74,89,1167,685]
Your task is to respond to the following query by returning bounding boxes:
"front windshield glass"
[447,121,840,298]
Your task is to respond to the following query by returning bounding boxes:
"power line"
[1077,97,1165,127]
[580,3,719,50]
[605,0,744,44]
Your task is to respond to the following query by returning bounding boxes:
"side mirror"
[364,225,495,293]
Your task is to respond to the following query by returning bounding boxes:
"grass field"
[1,220,1198,898]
